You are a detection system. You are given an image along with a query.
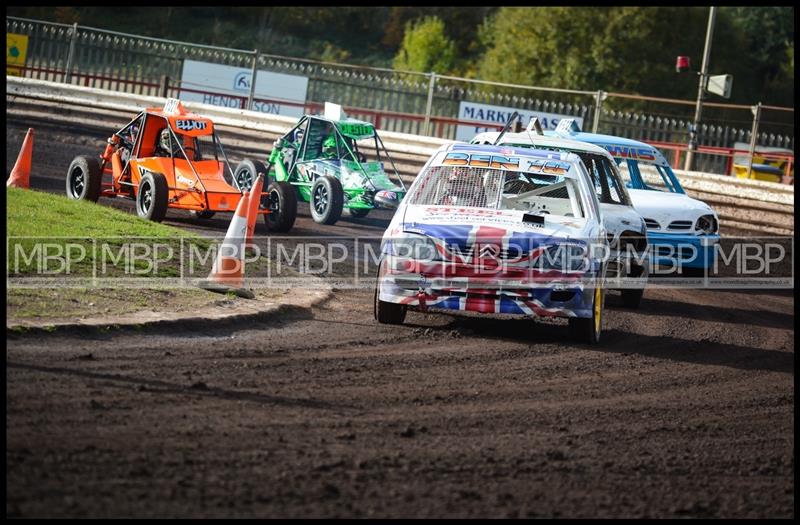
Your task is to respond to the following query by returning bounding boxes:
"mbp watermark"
[6,235,793,290]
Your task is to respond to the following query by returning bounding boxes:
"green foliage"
[393,16,457,74]
[6,6,793,106]
[474,6,793,107]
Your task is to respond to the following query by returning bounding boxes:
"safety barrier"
[7,77,793,234]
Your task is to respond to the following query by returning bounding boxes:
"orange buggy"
[65,98,297,231]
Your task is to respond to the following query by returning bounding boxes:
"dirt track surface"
[5,114,795,518]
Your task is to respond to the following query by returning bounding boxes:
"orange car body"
[99,99,263,214]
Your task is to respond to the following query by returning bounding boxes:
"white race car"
[375,142,611,344]
[471,119,649,308]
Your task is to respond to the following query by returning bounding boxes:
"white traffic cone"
[198,193,255,299]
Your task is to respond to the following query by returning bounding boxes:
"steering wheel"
[503,178,535,194]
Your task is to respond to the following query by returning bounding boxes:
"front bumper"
[377,257,597,319]
[647,231,720,270]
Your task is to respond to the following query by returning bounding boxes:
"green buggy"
[234,103,407,225]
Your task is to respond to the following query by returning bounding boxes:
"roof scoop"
[324,102,346,120]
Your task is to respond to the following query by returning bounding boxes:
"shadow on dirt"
[605,293,794,330]
[7,361,354,412]
[399,312,793,374]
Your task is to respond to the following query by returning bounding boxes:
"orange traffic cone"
[7,128,33,189]
[245,173,265,251]
[198,193,255,299]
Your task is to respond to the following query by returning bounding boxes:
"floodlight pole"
[684,6,717,172]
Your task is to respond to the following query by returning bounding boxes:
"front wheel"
[136,172,169,222]
[263,181,297,233]
[568,285,605,344]
[66,155,102,202]
[374,287,406,325]
[310,176,344,225]
[682,266,706,278]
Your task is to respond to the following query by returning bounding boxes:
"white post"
[746,102,762,178]
[423,72,436,136]
[247,50,258,111]
[592,90,605,133]
[64,22,78,84]
[684,6,717,171]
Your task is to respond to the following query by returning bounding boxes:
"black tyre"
[620,264,646,309]
[263,181,297,233]
[682,266,706,278]
[310,176,344,225]
[190,210,216,220]
[374,287,407,325]
[136,172,169,222]
[568,285,605,345]
[348,207,370,218]
[233,159,267,191]
[620,288,644,309]
[66,155,102,202]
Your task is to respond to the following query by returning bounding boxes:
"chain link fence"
[6,16,794,177]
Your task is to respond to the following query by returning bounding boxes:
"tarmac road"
[5,117,795,517]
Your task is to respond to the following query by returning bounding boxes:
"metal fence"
[6,16,795,178]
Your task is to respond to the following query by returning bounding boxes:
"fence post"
[246,50,258,111]
[423,72,436,136]
[159,75,170,98]
[745,102,762,178]
[592,90,605,133]
[64,22,78,84]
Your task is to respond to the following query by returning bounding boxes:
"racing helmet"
[158,128,171,153]
[322,134,337,158]
[445,166,485,206]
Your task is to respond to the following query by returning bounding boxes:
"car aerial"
[471,116,649,308]
[374,142,611,344]
[235,102,407,226]
[65,98,298,231]
[549,119,720,277]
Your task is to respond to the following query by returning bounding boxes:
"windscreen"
[408,165,584,218]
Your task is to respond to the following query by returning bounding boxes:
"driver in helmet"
[154,128,175,157]
[322,133,338,159]
[439,166,487,207]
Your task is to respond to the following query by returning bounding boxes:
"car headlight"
[385,234,440,262]
[535,244,588,272]
[696,214,719,234]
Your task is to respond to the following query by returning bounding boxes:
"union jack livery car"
[374,143,611,344]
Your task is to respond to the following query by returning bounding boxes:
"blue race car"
[549,120,720,277]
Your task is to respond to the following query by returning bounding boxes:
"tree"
[393,16,456,74]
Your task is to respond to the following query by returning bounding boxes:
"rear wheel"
[568,285,605,344]
[136,172,169,222]
[66,155,102,202]
[190,210,215,220]
[263,181,297,233]
[348,207,370,218]
[233,159,267,191]
[310,176,344,225]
